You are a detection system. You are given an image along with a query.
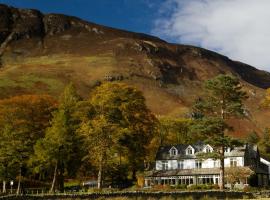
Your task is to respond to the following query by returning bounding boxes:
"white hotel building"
[144,142,270,187]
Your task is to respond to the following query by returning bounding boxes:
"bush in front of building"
[174,184,188,190]
[151,184,171,191]
[187,184,219,190]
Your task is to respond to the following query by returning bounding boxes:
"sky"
[1,0,270,72]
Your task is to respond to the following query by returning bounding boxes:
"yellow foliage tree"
[262,88,270,107]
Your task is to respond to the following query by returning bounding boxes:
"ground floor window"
[146,175,220,186]
[179,176,193,185]
[197,175,218,184]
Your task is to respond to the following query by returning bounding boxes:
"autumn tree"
[246,131,260,145]
[33,84,81,193]
[78,82,157,188]
[261,88,270,107]
[192,75,247,190]
[225,167,253,188]
[79,116,118,189]
[158,117,192,145]
[0,95,56,194]
[258,128,270,160]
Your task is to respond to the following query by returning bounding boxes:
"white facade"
[145,143,270,187]
[156,157,244,170]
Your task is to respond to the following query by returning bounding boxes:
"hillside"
[0,4,270,137]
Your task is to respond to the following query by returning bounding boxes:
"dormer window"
[186,146,194,155]
[225,147,231,153]
[187,148,193,154]
[170,147,178,156]
[204,145,213,153]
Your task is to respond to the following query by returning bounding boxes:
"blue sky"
[1,0,270,71]
[0,0,164,36]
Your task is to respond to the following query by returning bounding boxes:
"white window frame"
[230,158,237,167]
[178,160,184,169]
[203,144,213,153]
[214,160,220,168]
[225,147,231,153]
[162,161,169,170]
[186,146,194,155]
[195,160,202,168]
[170,147,178,156]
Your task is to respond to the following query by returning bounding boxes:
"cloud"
[152,0,270,71]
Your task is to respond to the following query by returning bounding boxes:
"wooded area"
[0,75,269,193]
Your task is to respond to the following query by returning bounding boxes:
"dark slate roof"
[156,142,258,160]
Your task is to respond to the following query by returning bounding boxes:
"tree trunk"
[16,166,22,195]
[2,180,6,193]
[58,161,64,193]
[219,106,225,190]
[132,169,137,182]
[97,155,104,189]
[219,147,225,190]
[50,162,58,193]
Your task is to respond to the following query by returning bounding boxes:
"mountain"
[1,4,270,137]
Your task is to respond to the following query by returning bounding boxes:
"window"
[195,160,202,168]
[162,161,169,170]
[205,147,211,153]
[214,160,220,168]
[179,176,193,185]
[230,158,237,167]
[197,175,215,184]
[186,147,193,155]
[225,147,231,153]
[170,147,177,156]
[178,160,184,169]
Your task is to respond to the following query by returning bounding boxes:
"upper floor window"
[230,158,237,167]
[214,160,220,168]
[186,146,194,155]
[195,160,202,168]
[178,160,184,169]
[162,161,169,170]
[205,147,211,153]
[170,147,177,156]
[203,144,213,153]
[225,147,231,153]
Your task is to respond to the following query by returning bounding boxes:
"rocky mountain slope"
[1,4,270,137]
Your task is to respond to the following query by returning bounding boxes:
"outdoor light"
[10,180,13,194]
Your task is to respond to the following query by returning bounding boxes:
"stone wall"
[0,191,254,200]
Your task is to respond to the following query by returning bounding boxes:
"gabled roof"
[156,141,210,160]
[155,142,258,160]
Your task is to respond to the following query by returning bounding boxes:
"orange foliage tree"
[0,95,57,193]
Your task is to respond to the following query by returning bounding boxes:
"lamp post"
[10,180,13,194]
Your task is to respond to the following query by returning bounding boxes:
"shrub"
[187,184,217,190]
[152,184,171,190]
[175,184,187,190]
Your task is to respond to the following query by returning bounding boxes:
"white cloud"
[152,0,270,71]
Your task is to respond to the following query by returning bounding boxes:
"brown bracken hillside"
[1,4,270,137]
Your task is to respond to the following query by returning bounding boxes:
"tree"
[225,167,253,188]
[192,75,248,189]
[158,117,193,145]
[258,128,270,160]
[261,88,270,107]
[0,95,56,194]
[78,82,157,188]
[246,131,260,145]
[79,116,118,189]
[33,84,81,193]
